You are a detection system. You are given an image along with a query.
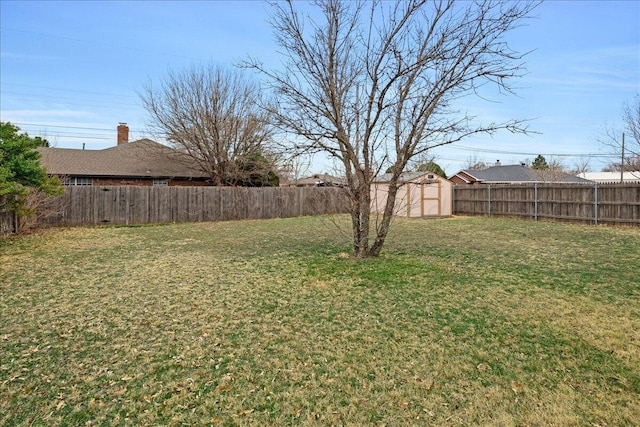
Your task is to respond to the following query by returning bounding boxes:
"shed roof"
[374,171,448,183]
[38,139,209,179]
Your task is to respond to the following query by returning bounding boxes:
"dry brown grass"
[1,216,638,425]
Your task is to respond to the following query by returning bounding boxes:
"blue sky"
[1,1,639,176]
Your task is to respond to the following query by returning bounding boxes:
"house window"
[153,179,169,187]
[63,177,92,186]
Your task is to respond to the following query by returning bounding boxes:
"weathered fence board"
[454,183,640,225]
[33,186,348,227]
[0,210,16,235]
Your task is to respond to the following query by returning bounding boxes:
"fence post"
[487,184,491,217]
[452,186,456,214]
[594,183,598,226]
[12,210,19,234]
[534,183,538,221]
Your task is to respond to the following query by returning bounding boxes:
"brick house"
[37,124,211,187]
[450,163,592,185]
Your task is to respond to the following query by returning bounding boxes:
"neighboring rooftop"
[38,139,209,179]
[451,164,593,184]
[291,174,346,187]
[577,172,640,183]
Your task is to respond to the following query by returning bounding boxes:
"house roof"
[577,171,640,183]
[38,139,210,179]
[294,174,346,186]
[374,171,448,183]
[452,164,592,184]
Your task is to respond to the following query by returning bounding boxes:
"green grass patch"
[1,216,639,425]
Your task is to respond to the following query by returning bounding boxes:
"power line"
[46,135,112,141]
[13,122,142,133]
[10,123,147,142]
[445,144,617,158]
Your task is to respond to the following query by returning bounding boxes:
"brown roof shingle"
[38,139,209,179]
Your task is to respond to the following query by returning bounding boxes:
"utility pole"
[620,132,625,183]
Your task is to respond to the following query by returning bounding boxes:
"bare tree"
[599,94,640,176]
[464,154,489,171]
[248,0,537,258]
[603,157,640,173]
[568,157,591,176]
[280,155,315,185]
[140,64,276,186]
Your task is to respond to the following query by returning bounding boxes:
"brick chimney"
[117,123,129,145]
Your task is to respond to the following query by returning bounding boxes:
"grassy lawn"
[1,216,639,426]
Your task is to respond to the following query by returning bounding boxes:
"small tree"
[416,161,447,178]
[531,155,549,170]
[569,157,591,175]
[236,152,280,187]
[0,122,62,221]
[464,154,489,171]
[141,64,277,186]
[249,0,537,258]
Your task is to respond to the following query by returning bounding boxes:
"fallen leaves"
[1,217,639,426]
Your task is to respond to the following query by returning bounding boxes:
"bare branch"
[598,93,640,174]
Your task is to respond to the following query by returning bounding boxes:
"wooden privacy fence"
[5,183,640,234]
[35,186,349,227]
[453,183,640,226]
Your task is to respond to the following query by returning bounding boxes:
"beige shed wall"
[371,175,453,218]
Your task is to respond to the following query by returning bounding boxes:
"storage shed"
[371,171,453,218]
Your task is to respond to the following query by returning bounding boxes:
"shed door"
[420,180,441,217]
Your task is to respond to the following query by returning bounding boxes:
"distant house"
[289,174,347,187]
[577,172,640,183]
[38,124,211,187]
[450,163,592,185]
[371,171,453,218]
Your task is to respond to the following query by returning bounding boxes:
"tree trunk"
[368,178,400,258]
[349,174,372,258]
